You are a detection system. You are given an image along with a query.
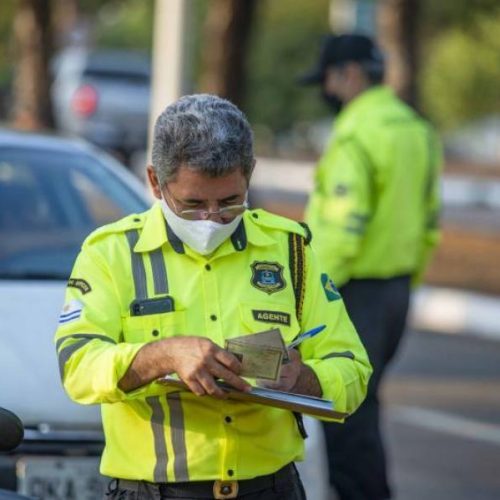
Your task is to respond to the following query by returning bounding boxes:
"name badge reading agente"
[252,310,291,327]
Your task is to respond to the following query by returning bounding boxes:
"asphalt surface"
[382,329,500,500]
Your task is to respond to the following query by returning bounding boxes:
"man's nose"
[205,211,224,223]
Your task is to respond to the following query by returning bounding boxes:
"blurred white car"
[0,129,150,497]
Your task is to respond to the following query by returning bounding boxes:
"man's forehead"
[169,165,247,197]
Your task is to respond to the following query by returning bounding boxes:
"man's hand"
[162,336,251,397]
[257,349,322,397]
[257,349,302,392]
[119,336,251,398]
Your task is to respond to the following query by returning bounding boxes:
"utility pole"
[148,0,188,156]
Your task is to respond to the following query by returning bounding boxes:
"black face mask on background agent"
[321,89,343,115]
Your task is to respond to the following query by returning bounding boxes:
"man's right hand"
[118,336,252,398]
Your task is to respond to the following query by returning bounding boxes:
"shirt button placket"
[222,404,237,482]
[202,261,222,341]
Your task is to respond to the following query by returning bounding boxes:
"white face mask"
[160,197,244,255]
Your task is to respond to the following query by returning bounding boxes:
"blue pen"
[288,324,327,349]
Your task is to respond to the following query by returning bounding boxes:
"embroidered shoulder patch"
[59,299,83,324]
[321,273,342,302]
[68,278,92,295]
[250,261,286,295]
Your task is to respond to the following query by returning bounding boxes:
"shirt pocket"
[238,301,300,344]
[122,309,186,343]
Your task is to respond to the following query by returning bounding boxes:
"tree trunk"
[199,0,256,108]
[11,0,55,130]
[377,0,420,109]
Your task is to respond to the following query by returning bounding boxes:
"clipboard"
[157,375,349,419]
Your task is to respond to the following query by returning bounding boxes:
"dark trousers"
[105,463,306,499]
[322,276,411,500]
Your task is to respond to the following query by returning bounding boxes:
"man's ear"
[146,165,162,199]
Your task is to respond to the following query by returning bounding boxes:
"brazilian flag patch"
[321,273,342,302]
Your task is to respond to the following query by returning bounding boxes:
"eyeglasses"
[165,188,248,221]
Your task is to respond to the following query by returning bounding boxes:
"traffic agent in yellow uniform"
[306,83,441,287]
[54,94,371,500]
[300,34,442,500]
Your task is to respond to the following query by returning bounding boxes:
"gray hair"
[151,94,254,186]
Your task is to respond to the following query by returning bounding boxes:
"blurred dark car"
[51,47,151,162]
[0,129,150,497]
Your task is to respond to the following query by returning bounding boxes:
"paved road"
[382,330,500,500]
[299,330,500,499]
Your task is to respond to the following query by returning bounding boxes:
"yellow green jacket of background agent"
[54,203,371,483]
[306,85,442,287]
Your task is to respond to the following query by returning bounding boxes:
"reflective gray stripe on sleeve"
[149,247,168,295]
[146,396,169,482]
[56,333,117,352]
[321,351,355,361]
[57,334,116,380]
[126,230,148,300]
[167,392,189,482]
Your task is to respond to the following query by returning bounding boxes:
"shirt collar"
[207,212,274,261]
[133,203,275,255]
[134,202,169,253]
[242,210,275,248]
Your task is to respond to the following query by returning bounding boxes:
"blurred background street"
[0,0,499,498]
[384,329,500,500]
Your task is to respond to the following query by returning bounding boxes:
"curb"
[410,286,500,341]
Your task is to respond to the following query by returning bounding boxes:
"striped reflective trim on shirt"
[321,351,355,361]
[167,392,189,482]
[57,334,116,380]
[147,396,169,482]
[149,247,169,295]
[126,229,148,300]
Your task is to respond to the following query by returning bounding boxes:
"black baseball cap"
[298,33,384,85]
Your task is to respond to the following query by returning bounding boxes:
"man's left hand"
[257,348,302,392]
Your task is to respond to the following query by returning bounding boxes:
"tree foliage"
[244,0,331,133]
[420,0,500,34]
[1,0,498,137]
[419,3,500,130]
[0,1,16,113]
[91,0,154,51]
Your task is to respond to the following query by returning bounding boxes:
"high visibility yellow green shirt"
[306,85,442,287]
[55,203,371,483]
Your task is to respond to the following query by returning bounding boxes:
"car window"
[0,148,149,280]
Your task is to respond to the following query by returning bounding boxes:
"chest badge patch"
[250,261,286,295]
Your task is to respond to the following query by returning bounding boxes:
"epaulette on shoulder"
[250,209,312,245]
[83,212,145,247]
